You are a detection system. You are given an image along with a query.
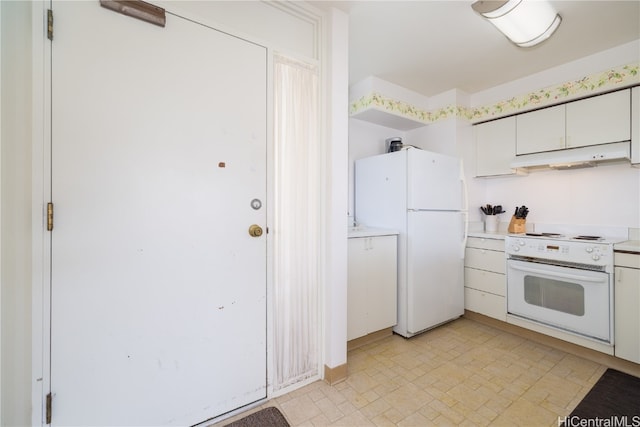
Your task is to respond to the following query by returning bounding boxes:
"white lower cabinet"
[347,234,398,341]
[464,237,506,321]
[614,252,640,363]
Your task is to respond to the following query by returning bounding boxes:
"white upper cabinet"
[566,89,631,149]
[475,116,516,177]
[632,86,639,165]
[516,104,565,155]
[516,89,631,156]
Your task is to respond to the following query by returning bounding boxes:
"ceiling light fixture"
[471,0,562,48]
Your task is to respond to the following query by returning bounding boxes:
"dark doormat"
[224,407,290,427]
[564,369,640,424]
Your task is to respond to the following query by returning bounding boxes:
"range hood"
[510,141,631,170]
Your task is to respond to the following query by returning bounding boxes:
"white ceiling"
[312,1,640,97]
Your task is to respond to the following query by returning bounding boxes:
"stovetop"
[505,225,627,271]
[505,232,624,269]
[513,232,627,245]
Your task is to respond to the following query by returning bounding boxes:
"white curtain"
[273,54,320,390]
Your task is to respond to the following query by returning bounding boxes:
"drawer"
[464,267,506,296]
[465,247,506,274]
[465,287,506,321]
[467,237,505,251]
[615,252,640,269]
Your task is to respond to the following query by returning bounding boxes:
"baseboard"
[464,310,640,378]
[347,327,394,352]
[323,363,347,386]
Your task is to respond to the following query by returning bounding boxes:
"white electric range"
[505,228,627,347]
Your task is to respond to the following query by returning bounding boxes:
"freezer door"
[406,211,465,334]
[407,149,463,211]
[354,151,407,230]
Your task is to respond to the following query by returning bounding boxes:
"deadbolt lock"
[248,224,263,237]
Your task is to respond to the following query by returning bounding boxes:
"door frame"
[30,1,332,425]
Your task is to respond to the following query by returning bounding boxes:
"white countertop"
[348,226,399,238]
[615,240,640,253]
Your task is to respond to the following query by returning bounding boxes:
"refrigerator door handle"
[460,163,468,257]
[461,212,468,258]
[460,160,469,213]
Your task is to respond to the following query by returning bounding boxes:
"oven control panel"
[505,236,613,267]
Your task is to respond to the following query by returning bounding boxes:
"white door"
[50,2,267,426]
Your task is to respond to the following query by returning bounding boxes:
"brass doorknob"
[248,224,263,237]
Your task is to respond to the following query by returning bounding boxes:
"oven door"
[507,259,611,343]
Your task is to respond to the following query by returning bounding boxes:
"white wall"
[1,2,33,426]
[471,40,640,108]
[324,6,349,375]
[157,0,318,60]
[477,163,640,230]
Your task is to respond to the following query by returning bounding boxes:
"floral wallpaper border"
[349,63,639,125]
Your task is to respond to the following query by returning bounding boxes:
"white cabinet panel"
[464,237,506,320]
[614,265,640,363]
[464,267,505,296]
[566,90,630,148]
[475,117,516,177]
[465,288,506,321]
[348,237,370,340]
[348,235,398,341]
[516,104,565,155]
[467,237,506,252]
[516,90,631,157]
[465,247,506,274]
[616,252,640,269]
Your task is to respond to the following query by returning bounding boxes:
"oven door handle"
[508,262,606,283]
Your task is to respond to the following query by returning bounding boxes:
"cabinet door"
[348,238,372,340]
[464,267,505,296]
[464,247,506,274]
[566,90,631,149]
[466,237,505,252]
[632,87,639,165]
[615,266,640,363]
[347,235,398,341]
[367,235,398,333]
[516,104,565,154]
[475,116,516,177]
[465,288,506,321]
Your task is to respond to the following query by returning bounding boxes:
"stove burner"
[573,235,603,241]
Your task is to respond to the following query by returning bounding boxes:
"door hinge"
[47,9,54,41]
[47,202,54,231]
[46,392,52,424]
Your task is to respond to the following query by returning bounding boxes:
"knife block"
[508,216,526,234]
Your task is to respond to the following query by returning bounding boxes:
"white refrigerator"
[355,147,467,338]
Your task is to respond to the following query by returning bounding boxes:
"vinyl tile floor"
[214,318,606,426]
